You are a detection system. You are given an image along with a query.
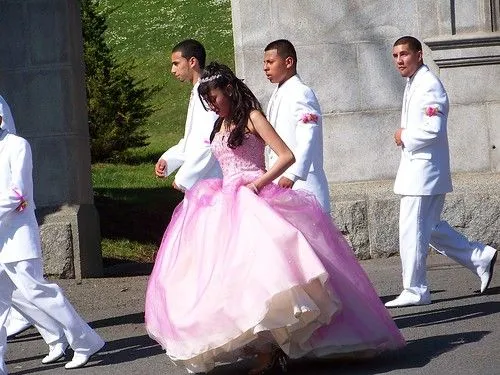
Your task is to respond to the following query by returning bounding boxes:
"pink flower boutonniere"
[13,189,27,212]
[425,106,439,117]
[300,113,319,124]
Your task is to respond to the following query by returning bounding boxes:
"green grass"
[100,0,234,157]
[92,163,184,262]
[92,0,234,262]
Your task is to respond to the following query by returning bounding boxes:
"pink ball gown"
[145,130,405,373]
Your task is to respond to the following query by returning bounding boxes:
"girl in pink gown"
[145,62,405,374]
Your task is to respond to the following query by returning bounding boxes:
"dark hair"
[393,36,422,53]
[172,39,207,69]
[264,39,297,64]
[198,62,263,149]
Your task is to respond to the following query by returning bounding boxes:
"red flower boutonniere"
[425,106,439,117]
[300,113,319,124]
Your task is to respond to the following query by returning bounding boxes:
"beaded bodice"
[211,130,265,182]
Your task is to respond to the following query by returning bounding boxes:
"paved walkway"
[5,254,500,375]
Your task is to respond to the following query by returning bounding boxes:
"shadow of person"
[12,331,481,375]
[87,312,145,329]
[394,301,500,329]
[84,334,164,367]
[186,331,490,375]
[8,334,165,374]
[246,331,487,375]
[478,285,500,296]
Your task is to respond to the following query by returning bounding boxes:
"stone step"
[329,171,500,259]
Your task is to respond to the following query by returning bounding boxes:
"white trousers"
[6,288,64,344]
[399,194,496,299]
[0,259,104,374]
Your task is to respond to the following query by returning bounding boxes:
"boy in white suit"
[0,96,68,363]
[263,39,331,213]
[386,36,497,308]
[0,120,104,372]
[155,39,221,190]
[0,96,32,339]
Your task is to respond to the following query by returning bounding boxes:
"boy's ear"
[417,50,423,64]
[188,56,198,68]
[285,56,294,69]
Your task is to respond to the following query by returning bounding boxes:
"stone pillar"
[0,0,102,278]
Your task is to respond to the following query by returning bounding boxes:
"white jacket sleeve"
[401,85,447,153]
[284,95,320,181]
[0,138,32,222]
[159,138,187,176]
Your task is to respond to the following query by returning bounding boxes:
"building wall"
[231,0,500,257]
[231,0,499,182]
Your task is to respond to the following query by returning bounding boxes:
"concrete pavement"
[5,254,500,375]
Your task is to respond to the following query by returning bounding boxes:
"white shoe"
[385,290,431,308]
[64,342,104,369]
[6,320,32,339]
[42,341,69,364]
[480,249,497,293]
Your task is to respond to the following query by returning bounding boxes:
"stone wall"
[231,0,500,257]
[0,0,102,278]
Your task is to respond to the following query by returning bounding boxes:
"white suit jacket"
[0,130,41,263]
[0,95,16,134]
[394,65,453,196]
[266,75,331,212]
[159,81,221,191]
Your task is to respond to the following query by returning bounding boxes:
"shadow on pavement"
[103,259,154,277]
[90,335,164,367]
[394,301,500,329]
[261,331,489,375]
[89,312,145,329]
[8,335,165,375]
[206,331,489,374]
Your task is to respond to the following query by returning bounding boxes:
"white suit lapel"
[268,76,299,127]
[0,129,7,155]
[401,65,428,128]
[400,79,410,128]
[266,87,281,126]
[183,83,198,150]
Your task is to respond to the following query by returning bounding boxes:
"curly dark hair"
[198,62,263,148]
